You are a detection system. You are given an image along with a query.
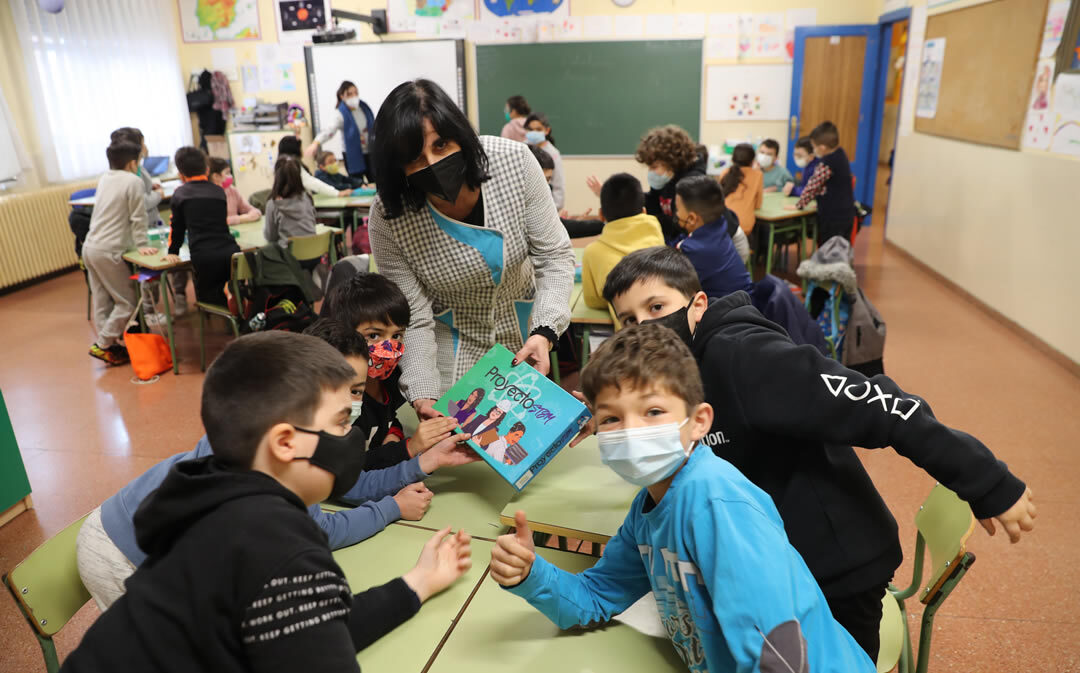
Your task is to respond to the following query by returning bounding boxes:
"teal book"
[434,344,592,491]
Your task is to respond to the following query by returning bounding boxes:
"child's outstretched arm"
[491,511,651,630]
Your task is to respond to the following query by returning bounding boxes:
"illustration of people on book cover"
[435,345,591,490]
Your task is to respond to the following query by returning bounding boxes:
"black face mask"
[408,151,466,203]
[293,425,367,499]
[642,303,695,349]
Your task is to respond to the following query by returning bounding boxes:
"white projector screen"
[304,40,466,159]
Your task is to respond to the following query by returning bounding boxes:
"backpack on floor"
[804,281,852,361]
[238,246,318,334]
[841,287,886,377]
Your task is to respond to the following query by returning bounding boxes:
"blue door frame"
[865,7,913,211]
[788,25,882,207]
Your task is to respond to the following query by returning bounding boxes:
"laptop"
[143,156,170,177]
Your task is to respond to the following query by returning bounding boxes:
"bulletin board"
[914,0,1049,149]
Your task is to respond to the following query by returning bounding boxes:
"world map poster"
[179,0,261,42]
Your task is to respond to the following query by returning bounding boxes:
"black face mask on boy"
[292,425,367,499]
[642,303,694,350]
[407,151,466,203]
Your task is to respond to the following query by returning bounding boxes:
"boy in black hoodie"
[62,331,474,673]
[580,246,1037,661]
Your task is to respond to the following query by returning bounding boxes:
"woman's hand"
[585,175,602,197]
[413,399,442,421]
[513,335,553,376]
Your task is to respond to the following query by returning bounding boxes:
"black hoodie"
[62,457,420,673]
[645,150,708,244]
[691,292,1025,597]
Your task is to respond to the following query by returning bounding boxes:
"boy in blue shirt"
[490,324,874,673]
[672,175,753,300]
[758,138,794,192]
[783,137,819,198]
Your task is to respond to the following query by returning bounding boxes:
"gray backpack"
[841,287,886,375]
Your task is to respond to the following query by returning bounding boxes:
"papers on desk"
[614,592,667,639]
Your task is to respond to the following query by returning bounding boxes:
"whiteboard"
[305,40,466,157]
[705,64,793,122]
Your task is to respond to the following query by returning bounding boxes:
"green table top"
[332,523,494,673]
[570,284,614,325]
[427,546,685,673]
[312,194,374,209]
[754,191,817,222]
[499,435,637,543]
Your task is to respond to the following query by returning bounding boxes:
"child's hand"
[418,433,479,473]
[979,487,1036,543]
[137,246,158,256]
[393,482,433,521]
[568,390,596,448]
[403,526,473,603]
[782,182,794,196]
[151,183,164,193]
[783,204,798,211]
[163,254,183,264]
[490,511,535,588]
[585,175,602,197]
[412,417,460,454]
[338,189,351,197]
[413,399,442,421]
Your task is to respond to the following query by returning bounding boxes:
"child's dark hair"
[107,141,142,171]
[508,421,526,435]
[374,79,490,219]
[323,271,411,332]
[270,156,307,200]
[720,143,754,198]
[581,323,704,414]
[675,175,727,224]
[528,145,554,172]
[524,112,555,146]
[336,80,357,105]
[174,146,208,178]
[810,121,839,149]
[303,318,370,360]
[110,127,143,146]
[316,151,336,168]
[795,136,814,153]
[760,138,780,154]
[201,332,356,468]
[208,157,230,177]
[602,246,701,305]
[506,95,530,116]
[278,136,302,157]
[600,173,645,222]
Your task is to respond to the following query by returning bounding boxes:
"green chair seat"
[194,301,233,318]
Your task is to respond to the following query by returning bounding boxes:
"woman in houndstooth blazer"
[368,80,575,420]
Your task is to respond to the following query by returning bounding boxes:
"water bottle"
[249,312,266,332]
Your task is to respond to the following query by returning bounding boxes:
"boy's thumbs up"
[490,510,536,588]
[514,510,532,544]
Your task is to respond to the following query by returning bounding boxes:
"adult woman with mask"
[368,79,575,421]
[586,125,706,245]
[306,80,377,183]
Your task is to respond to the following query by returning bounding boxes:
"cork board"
[914,0,1048,149]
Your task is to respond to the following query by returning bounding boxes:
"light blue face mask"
[348,399,364,426]
[524,130,546,146]
[597,419,691,487]
[646,170,672,191]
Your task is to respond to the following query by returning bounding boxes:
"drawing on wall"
[179,0,261,42]
[479,0,568,20]
[1040,0,1069,58]
[1049,73,1080,158]
[915,37,945,119]
[389,0,475,34]
[730,93,763,118]
[1022,60,1055,150]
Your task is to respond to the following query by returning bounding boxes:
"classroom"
[0,0,1076,671]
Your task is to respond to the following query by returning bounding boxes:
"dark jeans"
[192,245,240,306]
[826,581,888,662]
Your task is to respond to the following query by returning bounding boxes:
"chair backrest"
[228,252,253,314]
[4,514,91,638]
[288,231,331,262]
[69,188,95,201]
[915,484,975,605]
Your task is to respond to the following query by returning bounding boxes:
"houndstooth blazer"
[368,136,575,402]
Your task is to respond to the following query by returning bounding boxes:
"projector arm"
[330,9,387,36]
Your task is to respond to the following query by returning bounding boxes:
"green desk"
[313,194,373,250]
[753,192,817,281]
[427,546,685,673]
[122,219,341,374]
[69,179,182,207]
[499,435,636,550]
[570,286,614,367]
[333,523,494,672]
[0,389,33,527]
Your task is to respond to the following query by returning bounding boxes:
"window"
[0,86,27,185]
[8,0,194,182]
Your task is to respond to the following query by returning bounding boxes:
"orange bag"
[124,330,173,380]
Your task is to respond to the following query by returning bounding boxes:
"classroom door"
[788,26,881,205]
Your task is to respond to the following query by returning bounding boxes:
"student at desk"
[208,157,260,225]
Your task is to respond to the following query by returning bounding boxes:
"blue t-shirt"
[676,217,753,300]
[762,163,793,191]
[507,447,874,673]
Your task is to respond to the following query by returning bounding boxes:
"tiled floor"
[1,171,1077,671]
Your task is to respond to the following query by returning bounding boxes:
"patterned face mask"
[368,339,404,381]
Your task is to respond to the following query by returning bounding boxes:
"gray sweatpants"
[76,506,135,611]
[82,245,136,346]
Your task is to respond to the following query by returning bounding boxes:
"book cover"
[434,344,592,491]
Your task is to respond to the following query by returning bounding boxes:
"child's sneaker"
[89,343,128,366]
[173,294,188,317]
[144,313,167,327]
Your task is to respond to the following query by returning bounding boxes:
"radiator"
[0,180,94,290]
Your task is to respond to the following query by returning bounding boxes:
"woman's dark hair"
[270,156,307,200]
[675,175,727,224]
[506,95,530,116]
[462,387,485,410]
[508,421,526,435]
[524,112,555,146]
[373,79,490,219]
[323,271,411,331]
[795,136,814,153]
[484,405,506,431]
[336,80,357,107]
[720,143,754,197]
[278,135,302,157]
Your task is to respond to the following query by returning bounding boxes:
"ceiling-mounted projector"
[313,8,386,42]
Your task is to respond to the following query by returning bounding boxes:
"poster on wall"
[1022,59,1056,150]
[1049,73,1080,158]
[915,37,945,119]
[389,0,475,34]
[274,0,329,43]
[478,0,569,23]
[178,0,260,42]
[1040,0,1069,59]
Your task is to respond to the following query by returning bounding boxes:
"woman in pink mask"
[208,157,260,225]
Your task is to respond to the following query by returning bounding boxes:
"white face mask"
[344,96,360,110]
[756,153,774,169]
[348,399,364,426]
[597,419,691,487]
[794,156,809,169]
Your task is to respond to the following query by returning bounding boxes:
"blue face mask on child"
[524,130,546,146]
[597,419,692,487]
[646,170,672,190]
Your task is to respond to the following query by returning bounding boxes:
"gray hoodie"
[263,194,317,248]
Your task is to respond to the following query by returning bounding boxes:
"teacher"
[305,80,377,183]
[368,79,575,421]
